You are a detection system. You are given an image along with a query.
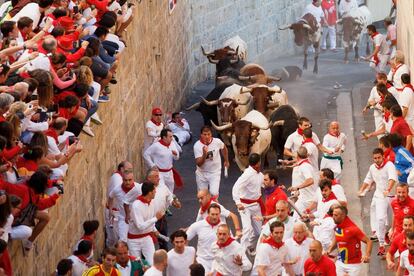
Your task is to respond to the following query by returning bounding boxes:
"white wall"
[396,1,414,75]
[366,0,393,22]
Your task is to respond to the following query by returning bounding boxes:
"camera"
[73,5,79,13]
[68,136,79,145]
[53,183,64,195]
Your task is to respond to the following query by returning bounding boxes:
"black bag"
[12,193,37,227]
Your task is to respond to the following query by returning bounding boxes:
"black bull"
[270,105,298,160]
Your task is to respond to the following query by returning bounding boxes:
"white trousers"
[294,197,315,216]
[195,170,221,196]
[239,204,262,251]
[10,225,32,240]
[335,261,362,276]
[370,196,389,244]
[321,25,336,49]
[196,256,213,274]
[370,54,390,73]
[320,157,342,179]
[127,236,155,265]
[159,170,174,193]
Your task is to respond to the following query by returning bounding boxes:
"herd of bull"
[186,8,372,171]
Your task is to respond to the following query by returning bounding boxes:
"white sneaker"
[82,126,95,137]
[91,114,103,125]
[22,239,33,256]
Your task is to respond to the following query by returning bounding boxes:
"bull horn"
[238,75,251,81]
[267,75,281,82]
[237,97,251,105]
[185,102,200,111]
[267,101,280,109]
[252,122,270,130]
[336,18,343,24]
[217,76,228,80]
[211,120,233,131]
[240,87,253,94]
[272,120,285,126]
[278,24,292,30]
[303,24,311,30]
[207,56,219,64]
[200,96,219,106]
[201,46,212,56]
[268,86,282,93]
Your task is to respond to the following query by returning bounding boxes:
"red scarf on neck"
[302,138,314,144]
[263,237,284,249]
[384,111,390,122]
[293,236,306,245]
[322,192,337,203]
[45,128,59,144]
[217,237,235,248]
[329,131,340,138]
[384,148,395,163]
[375,161,388,170]
[409,253,414,266]
[297,128,304,135]
[370,32,379,39]
[138,196,152,205]
[200,138,212,146]
[75,254,89,263]
[200,199,213,214]
[121,184,133,194]
[296,159,310,167]
[206,216,220,228]
[331,179,339,186]
[404,84,414,92]
[151,118,161,126]
[159,140,171,148]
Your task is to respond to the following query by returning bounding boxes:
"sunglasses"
[155,114,163,116]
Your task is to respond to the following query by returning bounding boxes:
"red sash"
[240,197,265,215]
[127,232,157,243]
[322,192,337,203]
[262,237,284,249]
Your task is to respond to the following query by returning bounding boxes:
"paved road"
[166,49,390,275]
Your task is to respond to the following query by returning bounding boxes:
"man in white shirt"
[11,0,53,28]
[115,241,150,276]
[311,179,341,221]
[260,200,296,242]
[20,36,56,71]
[193,125,229,198]
[144,129,180,193]
[302,128,319,171]
[196,189,242,238]
[105,160,133,247]
[359,148,397,256]
[320,168,347,206]
[68,240,93,276]
[144,107,164,151]
[366,24,390,73]
[253,221,294,276]
[388,51,410,92]
[303,0,326,25]
[107,171,142,242]
[168,112,191,146]
[144,249,168,276]
[397,232,414,275]
[128,182,164,265]
[167,230,196,276]
[338,0,358,17]
[310,204,337,252]
[186,203,223,273]
[288,147,318,215]
[210,224,252,276]
[384,17,397,58]
[400,73,414,126]
[232,153,263,253]
[320,121,347,179]
[285,222,313,275]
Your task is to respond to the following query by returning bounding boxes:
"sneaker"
[370,234,378,242]
[91,114,103,125]
[104,86,111,94]
[358,189,368,197]
[98,95,110,103]
[330,48,338,52]
[82,125,95,137]
[110,76,118,85]
[377,246,386,256]
[22,240,33,256]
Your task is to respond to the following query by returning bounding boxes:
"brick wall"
[11,1,305,274]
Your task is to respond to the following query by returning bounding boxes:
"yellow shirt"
[82,264,121,276]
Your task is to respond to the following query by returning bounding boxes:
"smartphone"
[73,5,79,13]
[30,94,38,101]
[47,104,59,113]
[73,41,79,49]
[39,111,48,122]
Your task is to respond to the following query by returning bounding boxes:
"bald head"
[309,240,323,262]
[297,146,308,159]
[197,189,211,206]
[153,249,168,267]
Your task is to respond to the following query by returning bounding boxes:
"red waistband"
[127,232,153,239]
[158,167,172,172]
[240,197,265,216]
[105,203,119,211]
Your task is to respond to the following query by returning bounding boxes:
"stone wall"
[397,1,414,76]
[11,1,306,274]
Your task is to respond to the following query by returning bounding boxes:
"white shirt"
[399,249,414,275]
[400,86,414,123]
[186,219,220,261]
[108,172,123,198]
[196,201,231,222]
[322,133,347,159]
[303,3,325,24]
[339,0,358,16]
[115,260,132,276]
[11,3,41,27]
[253,242,288,275]
[372,33,390,55]
[261,216,295,240]
[331,183,347,203]
[314,192,340,219]
[21,52,51,71]
[143,141,179,170]
[129,199,157,235]
[368,86,383,118]
[292,160,317,202]
[153,182,173,213]
[144,120,164,150]
[284,130,321,154]
[211,239,252,276]
[143,266,163,276]
[109,183,142,218]
[194,138,225,173]
[302,140,319,171]
[167,246,196,276]
[313,216,336,247]
[68,255,89,276]
[364,161,397,198]
[388,64,410,91]
[232,166,263,205]
[168,119,190,136]
[285,237,313,275]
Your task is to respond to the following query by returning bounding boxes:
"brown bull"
[240,86,281,116]
[200,96,250,124]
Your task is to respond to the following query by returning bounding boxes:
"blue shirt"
[393,146,414,183]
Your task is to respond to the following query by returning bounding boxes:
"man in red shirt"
[390,105,413,151]
[321,0,337,51]
[391,183,414,239]
[386,215,414,271]
[304,239,336,275]
[326,205,372,275]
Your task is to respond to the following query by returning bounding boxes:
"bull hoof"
[344,60,349,64]
[354,58,360,63]
[313,69,318,74]
[303,65,308,70]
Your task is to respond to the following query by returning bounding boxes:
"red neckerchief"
[200,138,212,146]
[370,32,379,39]
[328,131,340,138]
[205,216,220,228]
[45,128,59,144]
[331,179,339,186]
[409,253,414,266]
[159,140,171,148]
[384,111,390,122]
[404,84,414,92]
[384,148,395,163]
[392,63,403,80]
[386,83,393,89]
[297,128,304,135]
[121,184,133,194]
[75,255,89,263]
[81,235,92,242]
[379,95,385,105]
[296,159,310,167]
[293,236,306,245]
[375,160,388,170]
[151,118,161,126]
[217,237,235,248]
[323,213,332,219]
[302,138,314,145]
[263,237,284,249]
[138,196,151,205]
[200,199,213,214]
[322,192,337,203]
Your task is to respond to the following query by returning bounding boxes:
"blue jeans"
[81,98,98,122]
